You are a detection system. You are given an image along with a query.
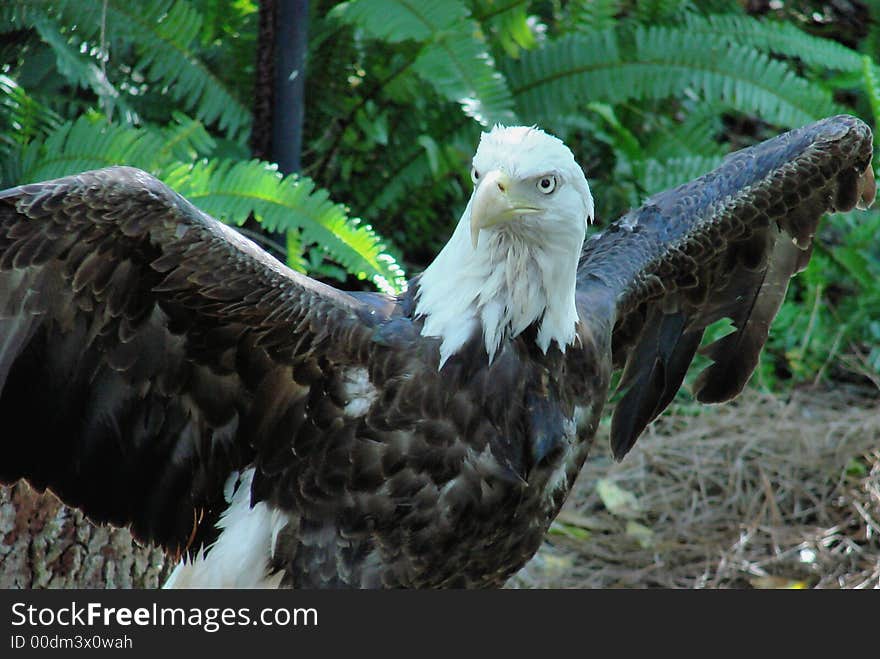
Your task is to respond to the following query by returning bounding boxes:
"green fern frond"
[334,0,516,126]
[333,0,468,43]
[16,117,405,292]
[631,26,845,125]
[121,0,248,137]
[861,55,880,129]
[4,0,250,140]
[165,159,406,293]
[690,0,741,14]
[0,75,60,146]
[629,0,695,25]
[413,31,517,126]
[640,155,724,195]
[0,1,46,28]
[0,75,61,186]
[128,0,251,138]
[586,102,643,162]
[469,0,536,58]
[365,146,433,217]
[363,121,479,220]
[16,114,220,184]
[683,13,864,72]
[159,111,217,162]
[507,27,845,127]
[642,103,727,160]
[18,117,170,182]
[566,0,620,32]
[29,15,137,123]
[506,30,621,121]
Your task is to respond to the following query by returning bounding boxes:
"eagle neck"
[414,203,581,368]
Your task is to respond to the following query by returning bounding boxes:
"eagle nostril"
[497,181,506,192]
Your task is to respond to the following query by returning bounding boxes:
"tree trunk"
[0,481,170,589]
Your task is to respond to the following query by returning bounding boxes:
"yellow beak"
[469,170,540,248]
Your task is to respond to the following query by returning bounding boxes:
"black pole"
[249,0,309,256]
[271,0,309,175]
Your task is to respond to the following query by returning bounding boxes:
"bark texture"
[0,482,170,589]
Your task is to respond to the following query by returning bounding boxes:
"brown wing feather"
[576,114,875,460]
[0,166,390,555]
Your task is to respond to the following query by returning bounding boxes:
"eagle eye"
[471,167,480,184]
[537,175,557,194]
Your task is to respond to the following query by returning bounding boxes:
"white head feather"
[415,125,594,367]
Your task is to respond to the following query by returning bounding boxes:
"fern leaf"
[631,26,845,126]
[0,76,61,186]
[29,14,138,123]
[413,31,517,126]
[165,159,407,293]
[566,0,620,32]
[18,117,169,182]
[861,55,880,129]
[333,0,468,43]
[335,0,516,125]
[0,75,60,146]
[127,0,251,139]
[641,155,724,195]
[16,118,405,292]
[683,13,864,73]
[691,0,741,14]
[4,0,251,140]
[505,30,622,120]
[363,121,480,219]
[470,0,537,57]
[630,0,695,24]
[0,1,47,28]
[506,27,845,127]
[16,113,221,182]
[643,103,727,160]
[365,146,434,217]
[159,111,217,162]
[587,102,644,160]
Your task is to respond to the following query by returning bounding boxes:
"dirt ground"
[512,385,880,589]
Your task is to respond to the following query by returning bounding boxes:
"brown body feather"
[0,115,874,587]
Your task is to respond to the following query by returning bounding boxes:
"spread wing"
[576,114,876,460]
[0,166,395,555]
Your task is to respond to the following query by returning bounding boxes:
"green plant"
[0,0,405,292]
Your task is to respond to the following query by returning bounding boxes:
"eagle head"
[416,126,594,367]
[468,125,594,249]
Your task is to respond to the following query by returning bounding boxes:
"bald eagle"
[0,115,874,588]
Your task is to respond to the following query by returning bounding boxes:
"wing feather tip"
[609,426,638,462]
[692,370,743,405]
[857,162,876,210]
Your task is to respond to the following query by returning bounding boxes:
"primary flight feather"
[0,115,874,588]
